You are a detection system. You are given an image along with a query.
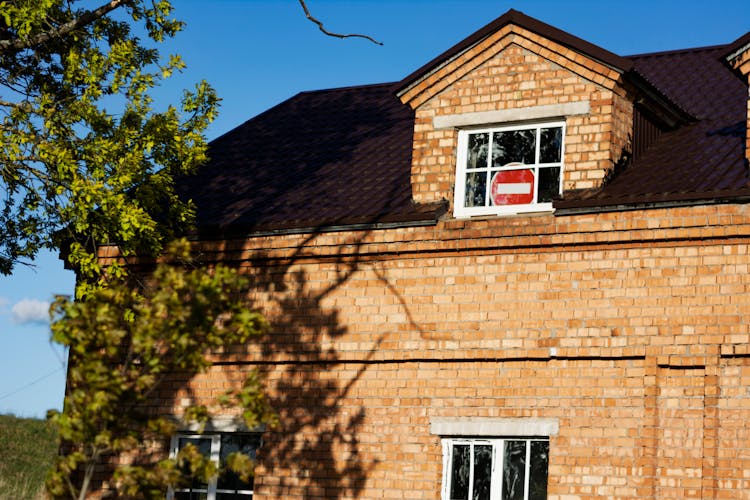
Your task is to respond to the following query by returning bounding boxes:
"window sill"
[452,207,555,219]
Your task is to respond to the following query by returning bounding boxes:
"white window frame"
[440,437,549,500]
[167,432,259,500]
[453,120,565,218]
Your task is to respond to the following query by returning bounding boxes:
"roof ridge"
[626,43,728,59]
[395,8,632,97]
[297,81,396,95]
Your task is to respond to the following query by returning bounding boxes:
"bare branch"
[297,0,383,46]
[0,0,127,53]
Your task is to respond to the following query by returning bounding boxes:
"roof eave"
[721,31,750,80]
[554,190,750,215]
[190,201,449,241]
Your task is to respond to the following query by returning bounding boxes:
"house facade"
[103,9,750,500]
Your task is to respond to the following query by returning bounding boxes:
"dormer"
[395,9,690,217]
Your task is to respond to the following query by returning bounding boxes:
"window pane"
[178,437,212,490]
[450,444,470,500]
[493,130,535,167]
[464,172,487,207]
[540,127,563,163]
[502,441,527,500]
[179,437,212,456]
[216,494,252,499]
[466,133,489,169]
[537,167,561,202]
[529,441,549,500]
[218,434,261,492]
[472,445,493,500]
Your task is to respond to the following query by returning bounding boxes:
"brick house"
[105,9,750,499]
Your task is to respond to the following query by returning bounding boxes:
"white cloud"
[11,298,51,325]
[0,296,8,309]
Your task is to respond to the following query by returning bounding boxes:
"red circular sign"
[491,167,535,206]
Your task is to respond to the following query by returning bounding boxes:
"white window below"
[168,432,261,500]
[442,437,549,500]
[454,121,564,217]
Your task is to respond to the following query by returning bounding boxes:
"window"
[169,432,261,500]
[441,438,549,500]
[454,121,564,217]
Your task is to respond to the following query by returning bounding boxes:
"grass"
[0,413,58,499]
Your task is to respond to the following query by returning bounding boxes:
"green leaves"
[221,372,279,431]
[225,450,255,484]
[0,0,218,282]
[47,240,274,498]
[176,442,218,484]
[2,4,274,498]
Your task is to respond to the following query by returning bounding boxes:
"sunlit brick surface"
[106,204,750,500]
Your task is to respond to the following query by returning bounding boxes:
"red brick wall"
[132,203,750,499]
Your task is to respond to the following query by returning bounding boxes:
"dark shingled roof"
[178,83,446,236]
[179,10,750,233]
[555,45,750,211]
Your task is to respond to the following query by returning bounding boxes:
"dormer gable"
[395,9,633,107]
[395,9,691,216]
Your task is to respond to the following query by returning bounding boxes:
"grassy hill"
[0,414,58,499]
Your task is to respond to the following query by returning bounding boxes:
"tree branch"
[0,98,33,111]
[0,0,127,53]
[297,0,383,46]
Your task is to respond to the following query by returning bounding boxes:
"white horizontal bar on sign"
[495,182,532,194]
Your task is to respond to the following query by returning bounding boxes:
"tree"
[46,240,276,500]
[0,1,273,498]
[0,0,379,288]
[0,0,217,291]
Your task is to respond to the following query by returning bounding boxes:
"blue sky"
[1,0,748,418]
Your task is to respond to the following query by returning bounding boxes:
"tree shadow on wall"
[197,230,395,500]
[260,265,382,499]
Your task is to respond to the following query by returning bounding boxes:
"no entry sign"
[491,167,535,205]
